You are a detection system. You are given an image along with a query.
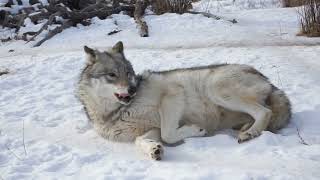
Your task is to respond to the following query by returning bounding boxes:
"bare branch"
[187,10,237,23]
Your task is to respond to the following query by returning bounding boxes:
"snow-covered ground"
[1,0,320,179]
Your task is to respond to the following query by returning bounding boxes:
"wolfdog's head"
[83,41,138,105]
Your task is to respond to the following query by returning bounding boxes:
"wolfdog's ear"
[112,41,124,53]
[84,46,96,65]
[84,46,95,57]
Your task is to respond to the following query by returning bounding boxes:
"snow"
[1,0,320,179]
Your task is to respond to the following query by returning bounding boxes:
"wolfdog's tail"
[267,86,291,132]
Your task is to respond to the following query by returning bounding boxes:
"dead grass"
[151,0,193,15]
[283,0,306,7]
[298,0,320,37]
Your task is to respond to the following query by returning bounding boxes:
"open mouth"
[114,93,133,104]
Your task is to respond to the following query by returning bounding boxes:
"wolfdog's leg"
[135,128,163,160]
[239,122,254,132]
[160,88,207,144]
[209,94,271,142]
[237,103,271,143]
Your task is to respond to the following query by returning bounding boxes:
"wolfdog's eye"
[107,73,117,78]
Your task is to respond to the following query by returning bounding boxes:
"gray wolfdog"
[78,41,291,160]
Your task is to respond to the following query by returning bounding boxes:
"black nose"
[128,86,137,95]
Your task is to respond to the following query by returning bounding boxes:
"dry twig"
[295,125,309,145]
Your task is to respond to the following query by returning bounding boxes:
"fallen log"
[33,20,73,47]
[1,0,237,46]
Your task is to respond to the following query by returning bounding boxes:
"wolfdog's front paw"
[147,142,164,160]
[238,129,261,143]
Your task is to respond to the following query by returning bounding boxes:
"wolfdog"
[78,41,291,160]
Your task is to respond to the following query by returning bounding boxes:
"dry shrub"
[151,0,193,15]
[298,0,320,37]
[283,0,306,7]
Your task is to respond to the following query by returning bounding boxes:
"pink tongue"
[118,93,130,98]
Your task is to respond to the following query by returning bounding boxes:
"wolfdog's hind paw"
[148,142,164,160]
[238,130,261,143]
[181,124,207,137]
